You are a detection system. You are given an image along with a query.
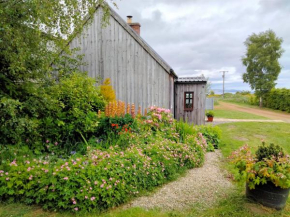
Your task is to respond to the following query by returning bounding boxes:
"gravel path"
[217,101,290,123]
[206,118,284,126]
[124,151,232,211]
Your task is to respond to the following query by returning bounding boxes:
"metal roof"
[176,76,207,83]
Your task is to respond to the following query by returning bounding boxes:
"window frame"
[184,92,194,111]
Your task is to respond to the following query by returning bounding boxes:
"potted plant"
[205,111,214,122]
[230,142,290,210]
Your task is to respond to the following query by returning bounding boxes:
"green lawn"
[1,122,290,217]
[213,110,269,120]
[218,122,290,157]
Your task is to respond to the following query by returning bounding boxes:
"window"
[184,92,194,111]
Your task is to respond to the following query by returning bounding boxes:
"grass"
[213,110,269,120]
[218,122,290,157]
[1,122,290,217]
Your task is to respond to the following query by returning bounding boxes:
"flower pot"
[207,116,213,122]
[246,182,290,210]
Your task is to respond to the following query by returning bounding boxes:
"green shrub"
[0,139,205,212]
[46,72,106,149]
[0,72,106,154]
[263,88,290,112]
[256,142,285,161]
[196,125,221,149]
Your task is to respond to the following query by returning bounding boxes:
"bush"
[263,88,290,112]
[0,138,205,212]
[0,72,106,154]
[176,121,221,149]
[196,125,221,149]
[47,72,106,150]
[256,142,285,161]
[0,105,215,213]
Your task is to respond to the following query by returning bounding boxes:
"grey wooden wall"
[69,7,175,113]
[174,83,206,125]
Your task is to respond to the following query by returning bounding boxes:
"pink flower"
[46,140,49,143]
[29,176,33,180]
[6,177,9,181]
[0,170,4,173]
[91,197,95,201]
[100,184,104,188]
[85,196,88,199]
[63,177,69,180]
[73,201,77,204]
[54,142,58,146]
[45,170,48,173]
[74,207,78,211]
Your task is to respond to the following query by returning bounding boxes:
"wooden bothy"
[175,77,207,125]
[69,5,207,125]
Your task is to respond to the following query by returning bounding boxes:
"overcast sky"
[108,0,290,93]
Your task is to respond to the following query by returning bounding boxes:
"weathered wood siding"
[174,83,206,125]
[69,8,174,113]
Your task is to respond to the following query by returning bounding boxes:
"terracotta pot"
[246,182,290,210]
[207,116,213,122]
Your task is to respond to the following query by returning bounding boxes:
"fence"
[206,98,214,110]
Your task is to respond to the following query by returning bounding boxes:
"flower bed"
[0,105,221,212]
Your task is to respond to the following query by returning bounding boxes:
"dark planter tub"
[246,182,290,210]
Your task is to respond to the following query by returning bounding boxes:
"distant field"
[213,109,269,120]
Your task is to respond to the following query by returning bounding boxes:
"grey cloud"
[109,0,290,91]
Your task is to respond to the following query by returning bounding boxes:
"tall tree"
[0,0,113,99]
[242,30,284,107]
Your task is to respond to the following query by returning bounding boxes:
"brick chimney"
[127,15,141,35]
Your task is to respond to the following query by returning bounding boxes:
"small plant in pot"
[230,142,290,210]
[205,111,214,122]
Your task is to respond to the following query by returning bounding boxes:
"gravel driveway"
[124,151,233,211]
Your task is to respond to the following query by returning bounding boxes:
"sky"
[108,0,290,93]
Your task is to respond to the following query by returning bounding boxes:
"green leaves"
[230,142,290,189]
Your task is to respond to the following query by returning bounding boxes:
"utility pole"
[220,71,228,98]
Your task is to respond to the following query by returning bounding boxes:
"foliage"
[0,72,106,154]
[242,30,284,107]
[100,78,116,103]
[230,142,290,189]
[175,121,221,150]
[196,125,221,149]
[263,88,290,113]
[0,139,206,213]
[256,142,285,161]
[205,111,214,117]
[0,0,113,99]
[46,72,106,151]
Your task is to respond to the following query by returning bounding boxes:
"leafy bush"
[47,72,106,149]
[263,88,290,112]
[0,72,106,154]
[196,125,221,149]
[0,138,205,212]
[256,142,285,161]
[176,121,221,149]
